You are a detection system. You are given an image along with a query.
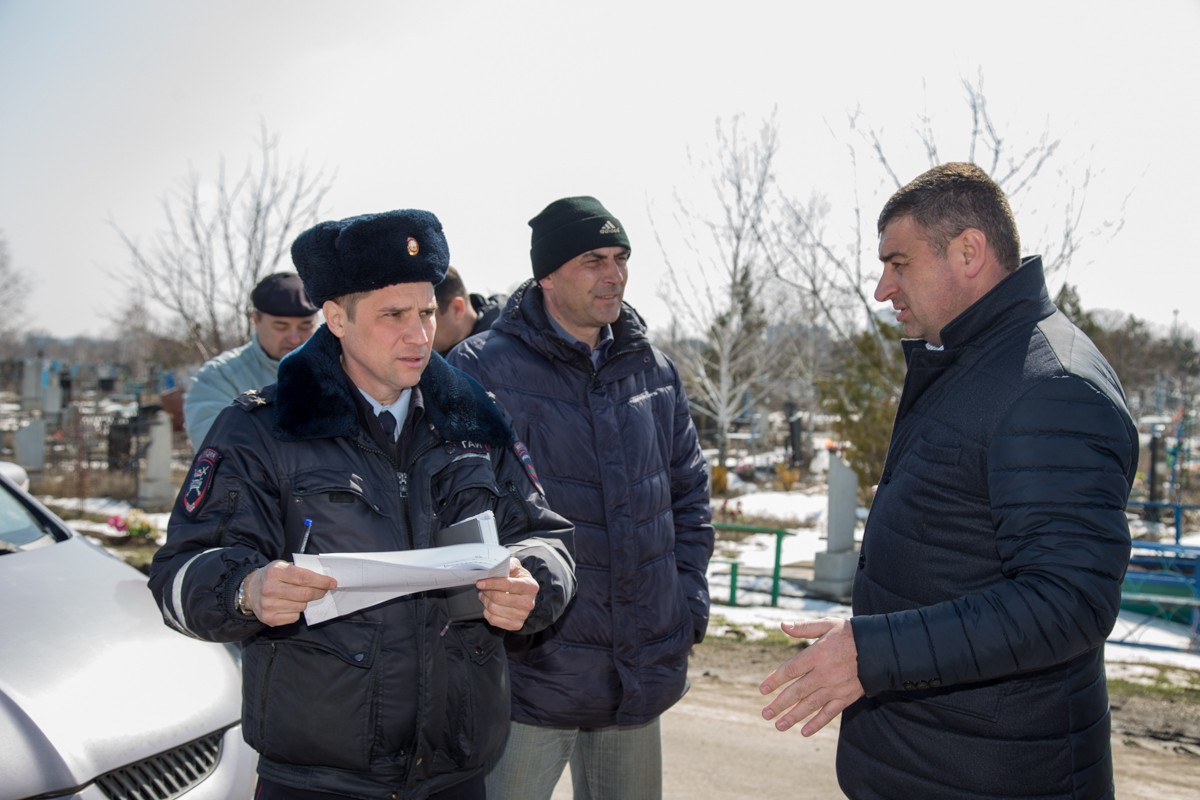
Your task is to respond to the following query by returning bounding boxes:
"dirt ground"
[554,637,1200,799]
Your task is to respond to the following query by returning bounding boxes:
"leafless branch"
[109,124,333,358]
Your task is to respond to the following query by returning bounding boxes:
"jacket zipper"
[399,426,444,724]
[397,432,440,502]
[399,432,440,795]
[349,420,443,788]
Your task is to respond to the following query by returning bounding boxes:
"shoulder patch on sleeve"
[182,447,222,516]
[512,439,545,496]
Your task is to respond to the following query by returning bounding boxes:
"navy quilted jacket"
[840,258,1137,800]
[448,280,714,727]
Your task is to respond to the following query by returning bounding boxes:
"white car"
[0,465,258,799]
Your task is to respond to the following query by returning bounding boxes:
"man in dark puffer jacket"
[760,163,1137,799]
[448,196,714,800]
[150,209,576,800]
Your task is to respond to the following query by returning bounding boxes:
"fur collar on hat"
[273,324,512,446]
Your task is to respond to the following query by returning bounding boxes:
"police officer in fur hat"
[150,209,576,800]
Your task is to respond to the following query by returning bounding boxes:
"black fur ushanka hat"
[290,209,450,306]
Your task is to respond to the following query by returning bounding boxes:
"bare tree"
[0,230,33,353]
[774,73,1126,341]
[653,115,811,468]
[113,124,333,360]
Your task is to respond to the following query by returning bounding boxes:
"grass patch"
[713,512,817,531]
[1108,664,1200,703]
[41,502,112,525]
[707,612,809,649]
[755,625,808,648]
[38,501,161,576]
[108,540,159,575]
[32,470,137,503]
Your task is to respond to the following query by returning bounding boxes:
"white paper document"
[293,543,511,625]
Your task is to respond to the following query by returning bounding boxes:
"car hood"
[0,535,244,797]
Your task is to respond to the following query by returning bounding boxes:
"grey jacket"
[183,333,279,448]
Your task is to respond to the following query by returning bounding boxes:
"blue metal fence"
[713,518,1200,653]
[711,523,795,607]
[1115,540,1200,653]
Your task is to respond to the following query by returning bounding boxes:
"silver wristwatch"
[235,576,254,618]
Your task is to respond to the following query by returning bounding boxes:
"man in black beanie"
[150,208,576,800]
[448,196,714,800]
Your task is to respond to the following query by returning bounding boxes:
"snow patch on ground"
[44,489,1200,675]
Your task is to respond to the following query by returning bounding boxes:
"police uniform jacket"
[149,325,576,800]
[447,280,714,728]
[839,257,1137,800]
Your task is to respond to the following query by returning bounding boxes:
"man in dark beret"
[183,271,318,449]
[448,196,714,800]
[150,209,576,800]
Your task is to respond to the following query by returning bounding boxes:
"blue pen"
[299,518,313,554]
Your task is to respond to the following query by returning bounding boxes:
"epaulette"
[233,384,277,411]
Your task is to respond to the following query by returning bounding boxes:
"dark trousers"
[255,773,486,800]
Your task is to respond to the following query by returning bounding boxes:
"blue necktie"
[378,410,397,442]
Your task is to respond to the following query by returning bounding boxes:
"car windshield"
[0,483,60,552]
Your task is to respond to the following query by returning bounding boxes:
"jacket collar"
[248,331,280,366]
[272,324,512,446]
[928,255,1055,352]
[496,279,650,360]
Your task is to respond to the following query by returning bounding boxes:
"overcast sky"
[2,0,1197,341]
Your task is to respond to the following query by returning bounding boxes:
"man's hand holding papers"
[476,558,540,631]
[294,543,512,625]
